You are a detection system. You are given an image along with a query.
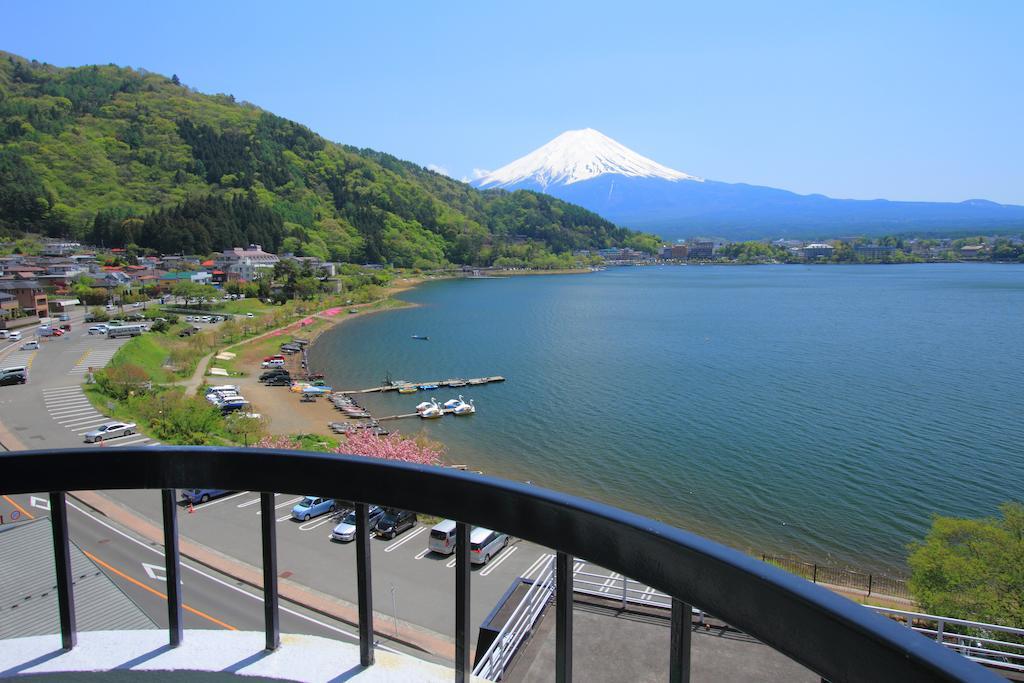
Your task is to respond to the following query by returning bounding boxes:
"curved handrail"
[1,446,996,682]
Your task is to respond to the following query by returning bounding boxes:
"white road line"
[188,491,248,510]
[48,406,98,418]
[445,556,457,568]
[67,420,113,431]
[479,545,519,576]
[383,525,426,553]
[237,497,263,508]
[257,495,303,514]
[56,413,103,424]
[519,553,552,581]
[276,513,293,522]
[298,514,340,531]
[42,386,82,394]
[44,392,88,401]
[106,436,153,447]
[63,500,401,654]
[413,548,430,560]
[45,400,92,409]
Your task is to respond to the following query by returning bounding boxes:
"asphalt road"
[0,491,429,663]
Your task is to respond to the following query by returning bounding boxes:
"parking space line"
[520,553,553,581]
[42,388,85,397]
[188,491,249,511]
[413,549,431,560]
[257,495,302,514]
[237,496,264,508]
[479,545,519,576]
[106,436,153,447]
[383,525,426,553]
[66,419,111,431]
[445,556,457,568]
[42,385,81,393]
[276,513,293,522]
[49,406,98,418]
[298,514,340,531]
[56,414,103,425]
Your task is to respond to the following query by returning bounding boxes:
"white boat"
[452,399,475,416]
[419,399,443,419]
[442,395,465,411]
[415,401,434,414]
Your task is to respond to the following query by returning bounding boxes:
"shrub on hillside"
[130,390,222,445]
[94,363,151,400]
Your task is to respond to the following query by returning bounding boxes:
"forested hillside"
[0,52,657,266]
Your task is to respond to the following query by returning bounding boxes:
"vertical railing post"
[812,564,818,583]
[621,575,628,608]
[455,521,471,682]
[355,503,374,667]
[867,574,873,597]
[161,489,183,647]
[556,551,573,683]
[260,492,279,651]
[49,491,76,650]
[670,598,692,683]
[936,618,945,644]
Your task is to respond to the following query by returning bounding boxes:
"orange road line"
[83,549,237,631]
[3,494,34,520]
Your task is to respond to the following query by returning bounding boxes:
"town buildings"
[220,244,279,281]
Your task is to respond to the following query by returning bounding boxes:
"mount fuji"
[472,129,1024,240]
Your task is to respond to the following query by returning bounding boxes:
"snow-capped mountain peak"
[473,128,701,189]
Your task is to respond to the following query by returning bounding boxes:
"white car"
[88,325,108,335]
[83,421,136,443]
[8,331,22,341]
[246,313,255,318]
[20,340,39,350]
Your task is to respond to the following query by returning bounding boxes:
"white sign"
[141,562,167,581]
[30,496,50,511]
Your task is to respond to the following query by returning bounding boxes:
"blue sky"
[3,1,1023,203]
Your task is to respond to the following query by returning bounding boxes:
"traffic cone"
[188,501,194,514]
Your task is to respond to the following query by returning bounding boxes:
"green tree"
[908,503,1024,628]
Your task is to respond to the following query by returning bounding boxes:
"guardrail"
[871,607,1024,674]
[0,446,1000,683]
[473,556,556,680]
[762,553,911,600]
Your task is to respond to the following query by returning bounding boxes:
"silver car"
[84,422,135,443]
[331,505,383,542]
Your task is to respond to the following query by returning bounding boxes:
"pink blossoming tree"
[255,430,443,466]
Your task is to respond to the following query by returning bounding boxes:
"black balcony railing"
[1,446,999,682]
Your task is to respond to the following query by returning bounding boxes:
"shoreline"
[225,269,591,441]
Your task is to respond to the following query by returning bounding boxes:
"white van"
[428,519,458,555]
[8,331,21,342]
[469,527,510,565]
[205,385,239,395]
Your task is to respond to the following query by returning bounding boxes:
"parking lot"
[103,486,552,639]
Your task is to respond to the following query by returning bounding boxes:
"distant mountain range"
[472,129,1024,240]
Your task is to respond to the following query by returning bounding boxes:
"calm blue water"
[308,265,1024,571]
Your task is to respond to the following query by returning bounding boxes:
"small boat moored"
[452,399,475,416]
[398,385,418,394]
[411,335,430,341]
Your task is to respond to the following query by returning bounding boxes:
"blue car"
[291,496,337,521]
[181,489,231,505]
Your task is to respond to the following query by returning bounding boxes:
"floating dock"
[338,376,505,394]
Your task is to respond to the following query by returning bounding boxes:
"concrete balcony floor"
[0,630,470,682]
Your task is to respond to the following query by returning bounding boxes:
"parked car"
[0,330,8,339]
[373,509,417,539]
[469,527,510,565]
[246,312,255,318]
[331,505,384,542]
[181,489,231,505]
[219,398,250,414]
[263,355,285,363]
[291,496,336,521]
[8,331,20,341]
[428,519,459,555]
[0,371,26,386]
[58,313,71,322]
[261,359,286,368]
[265,377,292,387]
[51,328,64,337]
[20,340,39,350]
[206,384,239,394]
[83,421,136,443]
[260,370,290,381]
[0,366,27,383]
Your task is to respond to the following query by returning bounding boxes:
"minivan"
[0,366,27,385]
[428,519,458,555]
[8,331,21,341]
[469,527,510,565]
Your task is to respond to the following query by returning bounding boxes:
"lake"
[308,264,1024,572]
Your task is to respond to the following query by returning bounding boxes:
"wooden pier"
[338,376,506,394]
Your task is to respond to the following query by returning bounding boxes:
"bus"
[106,324,145,338]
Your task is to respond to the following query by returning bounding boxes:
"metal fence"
[761,554,912,600]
